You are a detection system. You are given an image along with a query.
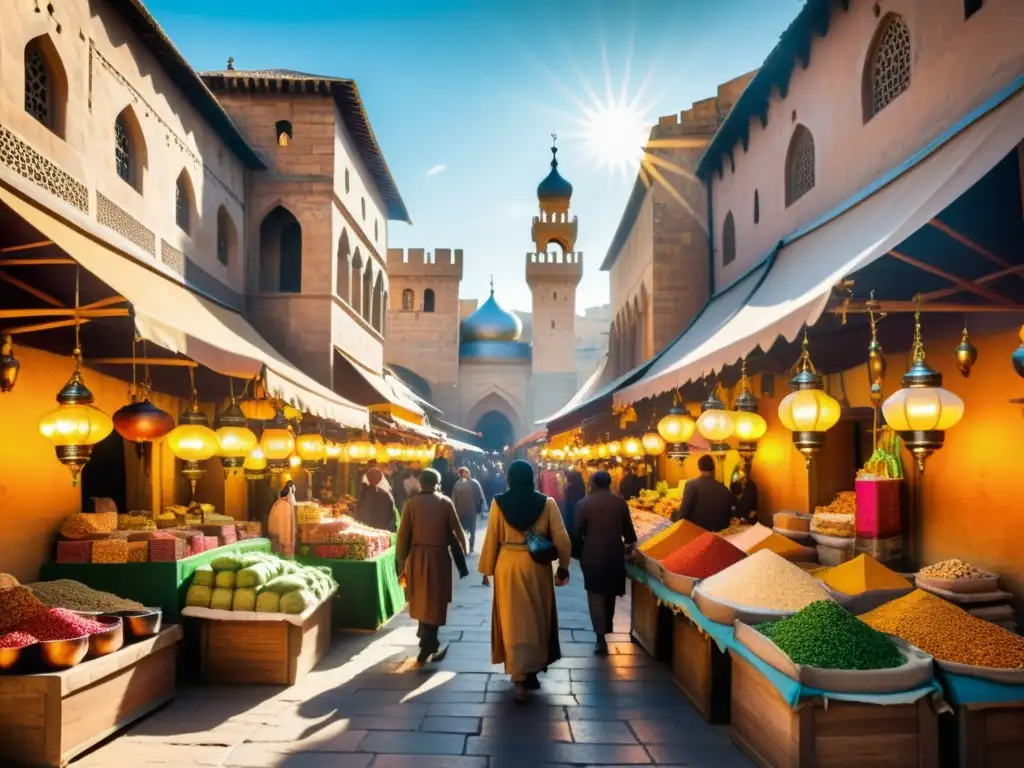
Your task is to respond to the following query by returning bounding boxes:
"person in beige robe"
[396,468,467,663]
[478,460,572,703]
[267,480,297,557]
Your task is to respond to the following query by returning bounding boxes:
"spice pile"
[861,590,1024,669]
[639,519,706,560]
[755,600,905,670]
[821,554,912,595]
[28,579,144,612]
[747,532,814,559]
[700,550,832,612]
[660,533,746,578]
[0,585,47,632]
[9,608,111,642]
[0,630,37,649]
[918,559,992,580]
[722,522,773,552]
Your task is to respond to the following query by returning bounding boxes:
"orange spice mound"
[639,519,706,560]
[747,532,814,560]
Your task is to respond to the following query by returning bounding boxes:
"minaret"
[527,135,583,423]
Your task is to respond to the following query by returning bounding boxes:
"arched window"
[722,211,736,266]
[362,262,373,322]
[423,288,436,313]
[381,292,388,337]
[175,171,193,233]
[402,289,414,310]
[275,120,292,147]
[114,107,146,192]
[864,14,911,122]
[216,206,236,266]
[372,272,384,332]
[350,249,363,314]
[24,36,67,137]
[785,125,815,207]
[258,206,302,293]
[336,230,351,302]
[753,190,760,224]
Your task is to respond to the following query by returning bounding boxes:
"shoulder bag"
[525,520,559,565]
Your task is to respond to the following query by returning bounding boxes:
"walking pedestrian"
[355,468,399,532]
[478,460,572,704]
[396,468,467,664]
[267,480,297,558]
[452,466,486,554]
[562,469,586,559]
[574,470,637,654]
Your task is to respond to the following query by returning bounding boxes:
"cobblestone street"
[72,521,752,767]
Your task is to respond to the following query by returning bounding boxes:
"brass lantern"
[882,305,964,472]
[866,293,887,406]
[243,444,269,480]
[732,361,767,460]
[607,440,620,457]
[955,328,978,378]
[657,392,696,460]
[777,332,842,467]
[0,335,20,393]
[215,402,257,475]
[641,432,665,456]
[113,386,175,451]
[596,443,608,460]
[295,422,326,470]
[38,349,114,485]
[696,390,734,452]
[260,407,296,473]
[622,437,643,458]
[167,392,219,493]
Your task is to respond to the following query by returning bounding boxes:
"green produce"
[210,554,244,571]
[255,591,280,613]
[210,587,234,611]
[192,565,214,588]
[215,570,236,589]
[755,600,904,671]
[185,584,212,608]
[263,574,307,595]
[237,562,277,588]
[280,589,315,615]
[232,587,256,612]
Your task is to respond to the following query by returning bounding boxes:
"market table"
[40,539,271,619]
[937,669,1024,767]
[297,548,406,630]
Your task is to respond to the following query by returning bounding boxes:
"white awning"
[1,185,369,429]
[536,356,608,425]
[616,79,1024,406]
[446,436,484,454]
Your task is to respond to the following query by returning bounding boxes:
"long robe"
[356,485,398,532]
[478,497,572,677]
[575,489,638,597]
[396,491,467,626]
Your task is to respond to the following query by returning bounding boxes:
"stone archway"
[474,410,515,453]
[465,391,522,447]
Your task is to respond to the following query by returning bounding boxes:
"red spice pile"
[661,532,746,578]
[15,608,109,641]
[0,630,37,648]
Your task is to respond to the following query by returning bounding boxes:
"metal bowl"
[69,609,104,620]
[0,643,36,673]
[87,615,124,658]
[108,608,162,639]
[39,635,89,669]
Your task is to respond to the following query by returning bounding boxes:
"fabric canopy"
[536,356,608,425]
[616,78,1024,406]
[334,348,424,417]
[383,369,441,414]
[445,436,484,454]
[1,185,368,429]
[513,429,547,450]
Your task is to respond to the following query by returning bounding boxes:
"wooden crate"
[944,702,1024,768]
[198,598,332,685]
[671,613,731,723]
[730,654,939,768]
[0,626,182,768]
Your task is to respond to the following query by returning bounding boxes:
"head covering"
[591,470,612,490]
[366,467,384,487]
[495,460,548,532]
[458,466,470,476]
[279,480,296,499]
[419,467,441,491]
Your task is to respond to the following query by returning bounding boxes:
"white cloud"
[426,164,447,177]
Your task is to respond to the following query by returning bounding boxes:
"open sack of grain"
[734,600,933,693]
[819,554,914,614]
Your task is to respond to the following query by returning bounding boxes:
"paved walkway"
[73,520,753,767]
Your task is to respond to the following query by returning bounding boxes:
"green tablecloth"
[297,548,406,631]
[40,539,271,619]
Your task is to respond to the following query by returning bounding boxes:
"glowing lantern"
[641,432,666,456]
[777,333,842,466]
[260,408,295,473]
[696,390,734,452]
[578,444,593,460]
[657,396,696,461]
[325,441,342,459]
[607,441,620,457]
[596,443,608,459]
[295,424,326,470]
[167,394,219,493]
[38,350,114,485]
[732,361,767,460]
[214,402,257,475]
[623,437,643,457]
[244,444,268,480]
[288,453,301,470]
[386,444,403,459]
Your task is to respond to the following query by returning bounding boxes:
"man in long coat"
[396,468,467,663]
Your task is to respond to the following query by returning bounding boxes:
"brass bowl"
[39,635,89,670]
[109,608,162,639]
[87,616,124,658]
[0,643,36,673]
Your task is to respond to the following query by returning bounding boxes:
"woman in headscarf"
[562,469,587,560]
[478,460,572,704]
[356,468,399,532]
[397,468,467,664]
[268,480,297,558]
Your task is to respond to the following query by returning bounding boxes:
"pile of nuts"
[918,558,992,580]
[0,586,47,632]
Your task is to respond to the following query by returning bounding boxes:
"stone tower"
[527,136,583,423]
[385,248,463,416]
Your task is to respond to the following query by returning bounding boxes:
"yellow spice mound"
[640,519,706,560]
[700,549,831,612]
[747,532,813,559]
[822,554,912,595]
[861,589,1024,669]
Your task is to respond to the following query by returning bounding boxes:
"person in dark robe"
[355,468,399,531]
[731,476,758,524]
[431,456,458,498]
[397,468,467,663]
[574,471,637,654]
[673,454,734,531]
[562,470,587,559]
[618,468,643,502]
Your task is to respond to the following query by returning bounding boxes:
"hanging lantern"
[882,305,964,472]
[113,392,174,447]
[386,443,403,459]
[866,293,887,406]
[346,441,370,462]
[578,444,593,460]
[38,349,114,485]
[239,379,277,421]
[596,443,608,459]
[325,440,342,460]
[295,423,326,470]
[167,392,219,493]
[1013,325,1024,379]
[696,390,734,452]
[260,407,296,473]
[777,331,842,467]
[1,335,20,393]
[607,441,620,457]
[623,437,643,458]
[657,392,696,460]
[215,402,257,475]
[641,432,666,456]
[955,328,978,378]
[243,444,268,480]
[288,453,301,470]
[732,361,767,460]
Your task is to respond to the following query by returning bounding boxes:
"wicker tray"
[915,573,999,595]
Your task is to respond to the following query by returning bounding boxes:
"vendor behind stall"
[356,468,400,532]
[672,455,733,532]
[268,481,297,557]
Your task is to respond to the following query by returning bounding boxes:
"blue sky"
[148,0,798,312]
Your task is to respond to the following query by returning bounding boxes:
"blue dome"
[537,145,572,201]
[460,292,522,343]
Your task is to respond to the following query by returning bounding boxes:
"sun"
[579,97,650,177]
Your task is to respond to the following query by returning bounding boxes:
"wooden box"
[198,598,332,685]
[730,654,938,768]
[0,626,182,767]
[943,703,1024,768]
[671,613,731,723]
[629,580,672,662]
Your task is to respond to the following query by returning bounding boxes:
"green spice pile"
[755,600,905,671]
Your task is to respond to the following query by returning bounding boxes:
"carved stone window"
[722,211,736,266]
[275,120,292,147]
[402,289,414,310]
[423,288,435,313]
[785,125,815,207]
[24,47,51,127]
[217,206,236,266]
[175,173,191,233]
[865,15,911,121]
[115,114,131,184]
